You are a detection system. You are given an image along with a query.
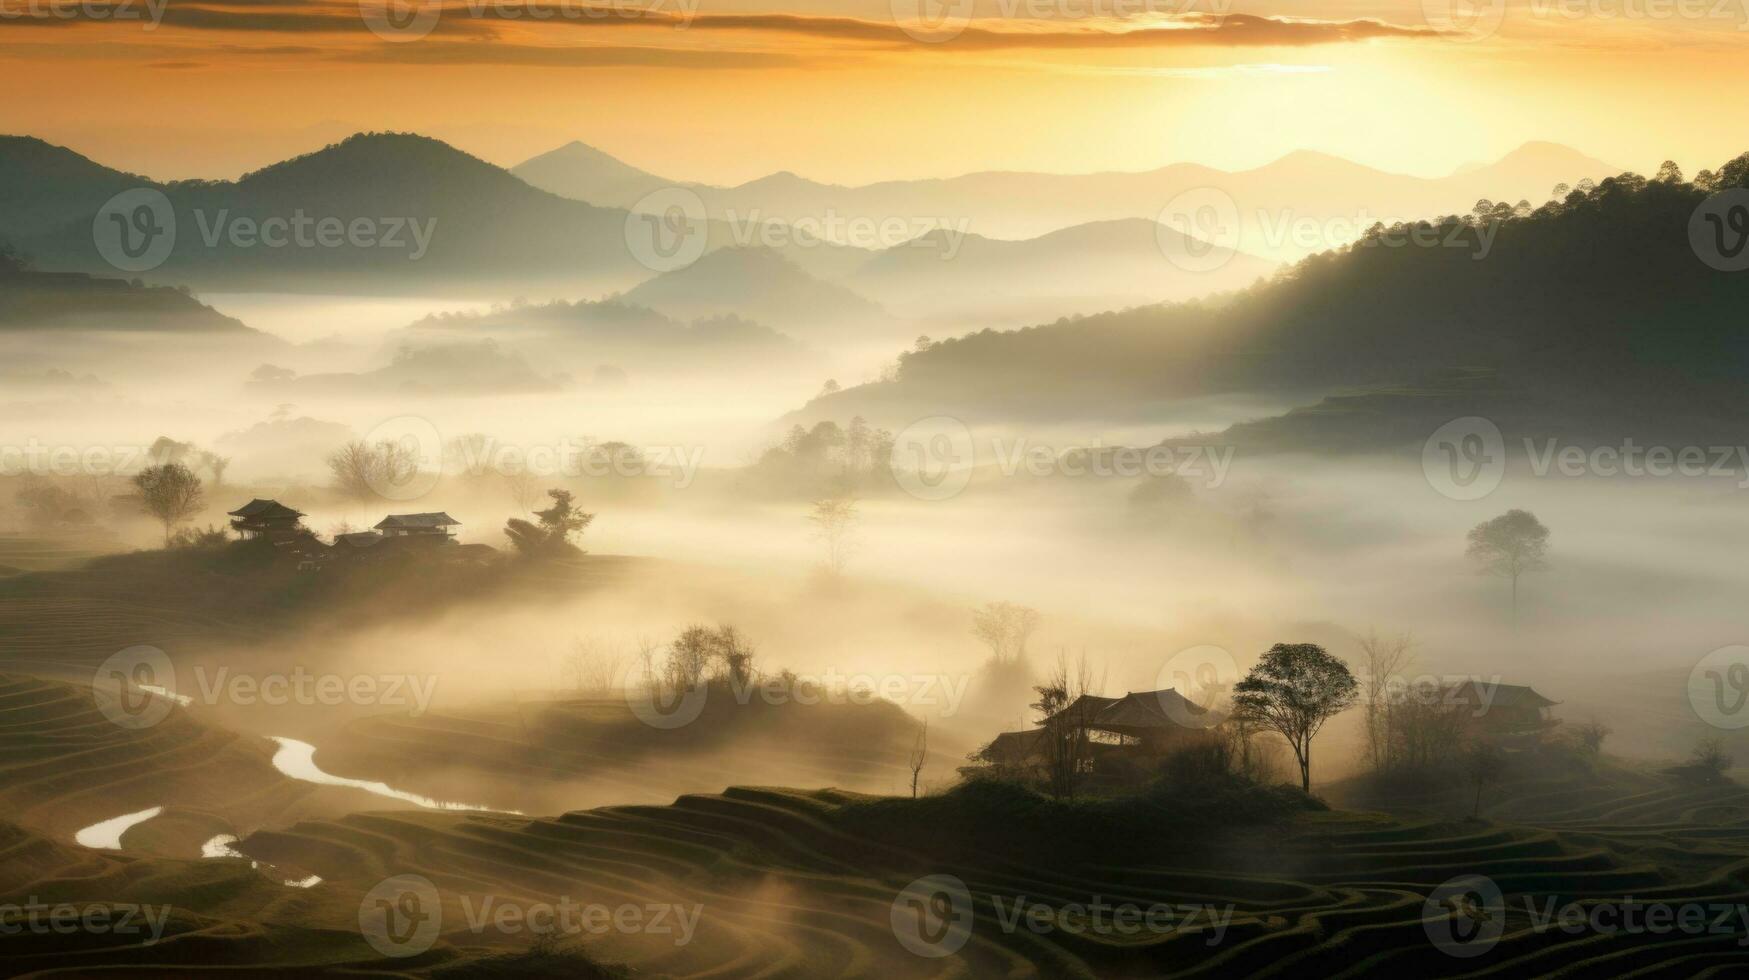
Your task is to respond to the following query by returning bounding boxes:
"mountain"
[0,137,150,240]
[845,217,1275,323]
[0,246,254,332]
[508,140,679,207]
[0,133,654,296]
[515,141,1623,259]
[620,246,885,333]
[802,154,1749,445]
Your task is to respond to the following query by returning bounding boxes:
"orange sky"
[3,0,1748,182]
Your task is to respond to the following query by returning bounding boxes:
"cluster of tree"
[326,439,420,502]
[504,489,593,557]
[758,418,895,491]
[868,151,1749,428]
[643,624,757,692]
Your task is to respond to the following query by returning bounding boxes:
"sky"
[3,0,1748,183]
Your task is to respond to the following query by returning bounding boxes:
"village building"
[227,499,307,540]
[1446,680,1560,742]
[374,513,461,542]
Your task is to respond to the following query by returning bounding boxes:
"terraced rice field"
[8,675,1749,980]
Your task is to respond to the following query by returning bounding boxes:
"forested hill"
[810,153,1749,434]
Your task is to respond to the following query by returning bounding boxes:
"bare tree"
[132,463,204,547]
[908,718,929,798]
[326,440,419,503]
[1357,629,1414,772]
[971,601,1041,666]
[807,493,858,577]
[503,468,541,515]
[1032,650,1098,799]
[1467,509,1551,620]
[1232,643,1359,793]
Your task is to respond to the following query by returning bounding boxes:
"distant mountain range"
[0,246,252,333]
[803,153,1749,451]
[514,140,1621,261]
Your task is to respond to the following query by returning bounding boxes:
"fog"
[6,288,1748,821]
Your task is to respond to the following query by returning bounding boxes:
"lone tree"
[1232,643,1359,793]
[132,463,205,547]
[1466,509,1550,620]
[908,719,928,799]
[504,488,594,557]
[807,493,858,577]
[971,601,1041,666]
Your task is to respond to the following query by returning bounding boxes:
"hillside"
[806,154,1749,442]
[0,245,257,332]
[0,133,649,295]
[518,140,1620,252]
[620,246,887,333]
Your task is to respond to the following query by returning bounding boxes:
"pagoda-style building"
[228,499,307,540]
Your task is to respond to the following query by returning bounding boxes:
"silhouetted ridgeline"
[0,244,252,332]
[812,154,1749,442]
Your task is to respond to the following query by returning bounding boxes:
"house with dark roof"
[1446,680,1559,739]
[374,513,460,541]
[1053,688,1217,748]
[227,499,306,540]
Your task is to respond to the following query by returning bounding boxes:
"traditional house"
[1052,688,1218,749]
[1446,681,1559,740]
[228,499,306,540]
[374,513,460,541]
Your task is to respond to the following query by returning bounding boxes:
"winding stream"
[266,736,519,813]
[74,806,163,849]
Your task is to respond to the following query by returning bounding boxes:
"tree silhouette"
[1466,509,1550,620]
[132,463,204,547]
[1232,643,1358,793]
